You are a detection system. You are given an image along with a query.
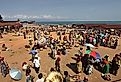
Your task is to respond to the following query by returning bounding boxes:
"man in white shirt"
[33,56,40,74]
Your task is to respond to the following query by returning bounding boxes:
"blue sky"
[0,0,121,21]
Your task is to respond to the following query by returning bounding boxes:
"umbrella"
[84,43,95,48]
[39,37,46,44]
[85,50,91,54]
[29,50,38,55]
[10,68,22,80]
[90,51,101,59]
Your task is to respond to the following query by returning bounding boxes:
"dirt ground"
[0,32,121,82]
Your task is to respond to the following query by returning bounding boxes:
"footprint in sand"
[18,47,22,49]
[10,54,14,57]
[12,62,18,64]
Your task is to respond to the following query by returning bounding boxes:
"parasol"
[85,50,91,54]
[90,51,101,59]
[9,68,22,80]
[84,43,95,48]
[39,37,46,44]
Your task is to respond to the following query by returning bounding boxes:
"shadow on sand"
[111,79,121,82]
[48,53,55,59]
[71,54,82,62]
[66,63,79,74]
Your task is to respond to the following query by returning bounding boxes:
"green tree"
[0,15,3,21]
[17,19,20,22]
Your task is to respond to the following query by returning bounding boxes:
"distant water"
[36,21,121,25]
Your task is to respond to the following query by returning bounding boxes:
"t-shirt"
[33,58,40,68]
[36,78,44,82]
[89,37,93,42]
[52,49,57,55]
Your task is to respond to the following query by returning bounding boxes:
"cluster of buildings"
[0,20,23,33]
[0,18,121,36]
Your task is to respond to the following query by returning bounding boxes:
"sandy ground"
[0,32,121,82]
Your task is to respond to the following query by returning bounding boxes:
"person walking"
[62,46,67,55]
[29,47,38,62]
[51,47,57,59]
[102,58,110,74]
[33,56,40,74]
[23,32,26,39]
[26,68,34,82]
[29,37,33,45]
[55,57,61,72]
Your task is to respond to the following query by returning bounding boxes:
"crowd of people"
[0,26,121,82]
[22,27,120,82]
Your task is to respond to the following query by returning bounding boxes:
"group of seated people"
[24,66,89,82]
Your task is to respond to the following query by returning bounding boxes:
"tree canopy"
[0,15,3,21]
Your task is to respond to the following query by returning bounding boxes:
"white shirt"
[22,64,28,70]
[36,78,44,82]
[33,57,40,68]
[35,53,39,57]
[53,49,57,55]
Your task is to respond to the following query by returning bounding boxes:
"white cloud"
[42,15,52,19]
[3,14,68,20]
